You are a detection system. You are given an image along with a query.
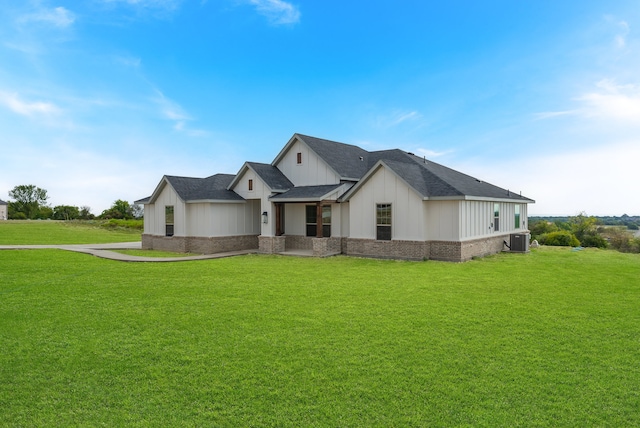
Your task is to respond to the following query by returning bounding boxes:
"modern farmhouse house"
[137,133,534,261]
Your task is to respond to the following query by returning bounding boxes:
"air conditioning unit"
[510,233,530,253]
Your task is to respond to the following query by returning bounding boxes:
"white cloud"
[391,111,422,126]
[453,141,640,216]
[415,148,452,158]
[152,88,190,121]
[374,110,424,129]
[248,0,300,25]
[21,6,76,28]
[576,79,640,122]
[151,89,209,136]
[604,15,630,48]
[536,79,640,123]
[0,92,60,117]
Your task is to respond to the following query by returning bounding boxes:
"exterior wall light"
[262,211,268,224]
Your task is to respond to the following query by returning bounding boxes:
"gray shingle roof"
[364,150,533,201]
[140,133,533,206]
[295,134,370,180]
[166,174,244,202]
[247,162,293,192]
[0,199,7,205]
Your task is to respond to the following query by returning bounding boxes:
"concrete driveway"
[0,242,254,262]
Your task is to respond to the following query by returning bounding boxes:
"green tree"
[79,206,95,220]
[53,205,80,220]
[529,219,558,240]
[100,199,134,219]
[570,212,607,248]
[8,185,49,219]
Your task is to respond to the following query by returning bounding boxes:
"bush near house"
[538,230,580,247]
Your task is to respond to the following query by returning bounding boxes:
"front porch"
[258,235,342,258]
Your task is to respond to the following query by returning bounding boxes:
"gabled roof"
[0,199,7,205]
[341,150,535,203]
[227,162,293,192]
[272,133,370,181]
[269,183,351,203]
[138,133,534,206]
[147,173,244,204]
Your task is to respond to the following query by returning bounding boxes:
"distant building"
[0,199,7,220]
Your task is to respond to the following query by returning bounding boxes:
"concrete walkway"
[0,242,256,262]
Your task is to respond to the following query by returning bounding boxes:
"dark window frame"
[305,205,331,237]
[165,205,174,237]
[376,203,392,241]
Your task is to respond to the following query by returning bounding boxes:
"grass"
[0,220,141,244]
[1,223,639,426]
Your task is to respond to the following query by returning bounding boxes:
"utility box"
[510,233,530,253]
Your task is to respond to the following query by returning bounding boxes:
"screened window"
[376,204,392,240]
[305,205,331,237]
[248,179,253,191]
[514,205,521,229]
[494,203,500,232]
[296,152,302,164]
[165,206,174,237]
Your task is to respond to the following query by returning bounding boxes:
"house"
[137,133,534,261]
[0,199,7,220]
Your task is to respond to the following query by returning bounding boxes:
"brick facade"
[143,232,520,262]
[142,234,258,254]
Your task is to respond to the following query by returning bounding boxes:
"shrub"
[539,231,581,247]
[100,219,144,231]
[581,234,608,249]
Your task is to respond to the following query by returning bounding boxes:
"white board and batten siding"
[458,200,529,241]
[144,184,185,236]
[185,201,260,237]
[231,167,274,237]
[349,166,426,240]
[276,140,340,186]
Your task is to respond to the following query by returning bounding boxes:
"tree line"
[529,213,640,254]
[5,185,142,221]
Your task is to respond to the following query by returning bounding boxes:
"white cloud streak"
[536,79,640,123]
[20,6,76,28]
[577,79,640,121]
[152,89,209,136]
[0,92,60,117]
[248,0,300,25]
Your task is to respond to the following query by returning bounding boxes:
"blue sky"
[1,0,639,216]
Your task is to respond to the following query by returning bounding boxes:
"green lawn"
[0,220,141,244]
[1,223,639,426]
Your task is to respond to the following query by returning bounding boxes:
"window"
[305,205,331,237]
[248,179,253,191]
[376,204,392,240]
[296,152,302,164]
[493,203,500,232]
[514,205,520,229]
[165,206,174,237]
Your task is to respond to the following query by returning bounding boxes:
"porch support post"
[275,203,283,236]
[316,202,323,238]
